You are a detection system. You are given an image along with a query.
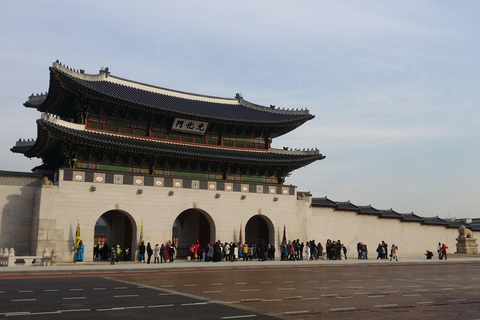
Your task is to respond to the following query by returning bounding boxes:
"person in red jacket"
[441,243,448,260]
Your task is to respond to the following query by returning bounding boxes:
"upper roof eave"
[43,61,315,128]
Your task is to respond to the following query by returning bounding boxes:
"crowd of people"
[85,238,451,264]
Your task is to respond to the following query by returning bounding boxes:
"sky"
[1,1,479,219]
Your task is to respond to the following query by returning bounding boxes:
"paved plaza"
[1,257,480,319]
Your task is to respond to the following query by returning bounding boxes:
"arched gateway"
[94,210,135,261]
[173,209,215,248]
[245,215,274,246]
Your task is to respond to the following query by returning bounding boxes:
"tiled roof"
[336,201,359,212]
[358,205,381,216]
[28,62,314,130]
[422,216,448,226]
[379,209,402,220]
[401,213,424,223]
[311,197,337,207]
[19,119,325,168]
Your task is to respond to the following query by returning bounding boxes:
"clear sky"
[1,1,479,219]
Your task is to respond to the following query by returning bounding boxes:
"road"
[1,261,480,319]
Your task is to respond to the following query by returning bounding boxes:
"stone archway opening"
[94,210,135,261]
[245,215,274,246]
[173,209,215,257]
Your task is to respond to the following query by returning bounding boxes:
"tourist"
[139,241,146,262]
[110,247,117,265]
[342,244,347,260]
[154,244,160,264]
[242,243,249,261]
[168,244,176,262]
[425,250,433,259]
[390,244,398,261]
[438,242,443,259]
[116,245,122,262]
[441,243,448,260]
[160,244,167,263]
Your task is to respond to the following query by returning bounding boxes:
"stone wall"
[0,170,462,262]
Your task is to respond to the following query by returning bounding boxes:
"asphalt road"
[0,276,276,319]
[110,262,480,319]
[1,261,480,319]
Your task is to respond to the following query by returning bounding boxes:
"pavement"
[1,255,480,275]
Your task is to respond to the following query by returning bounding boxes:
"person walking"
[390,244,398,261]
[441,243,448,260]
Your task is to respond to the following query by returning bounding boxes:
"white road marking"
[18,290,33,293]
[211,283,223,286]
[335,296,352,299]
[262,299,282,302]
[44,289,59,292]
[161,285,174,288]
[63,297,86,300]
[354,292,370,295]
[449,299,466,302]
[158,293,174,296]
[221,315,257,319]
[330,307,356,312]
[241,298,261,302]
[302,297,319,300]
[93,288,106,290]
[114,287,127,290]
[406,285,423,288]
[403,294,421,297]
[239,289,259,292]
[69,289,84,291]
[148,304,174,308]
[374,304,398,308]
[307,280,318,283]
[284,310,309,315]
[185,284,198,287]
[368,295,385,298]
[11,299,37,302]
[417,301,434,304]
[284,296,302,299]
[113,294,138,298]
[321,294,337,297]
[382,291,398,294]
[203,291,222,294]
[415,279,426,281]
[235,282,247,285]
[57,309,90,313]
[181,302,209,306]
[122,306,145,310]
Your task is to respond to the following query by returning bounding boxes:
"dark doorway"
[245,215,273,245]
[94,210,134,261]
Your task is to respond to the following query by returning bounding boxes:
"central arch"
[93,210,135,261]
[245,215,274,245]
[173,209,215,248]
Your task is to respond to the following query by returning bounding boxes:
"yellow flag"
[75,220,81,253]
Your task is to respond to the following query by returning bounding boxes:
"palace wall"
[0,170,461,262]
[0,176,41,255]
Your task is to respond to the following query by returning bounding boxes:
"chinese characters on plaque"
[171,118,208,135]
